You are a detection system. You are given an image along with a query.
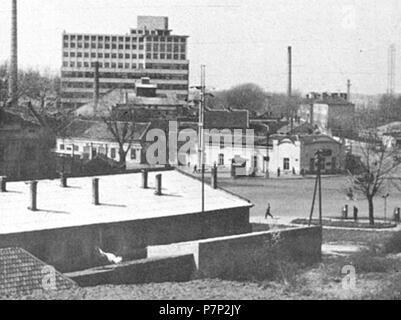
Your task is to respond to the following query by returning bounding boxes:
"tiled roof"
[0,247,76,298]
[60,119,151,141]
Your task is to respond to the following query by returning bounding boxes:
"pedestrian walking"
[193,165,198,174]
[265,203,273,219]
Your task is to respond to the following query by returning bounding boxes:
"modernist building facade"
[61,16,189,109]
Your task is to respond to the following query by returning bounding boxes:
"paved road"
[215,175,401,221]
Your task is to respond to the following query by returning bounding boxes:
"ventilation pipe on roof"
[60,172,67,188]
[0,176,7,192]
[141,170,148,189]
[155,174,162,196]
[28,181,38,211]
[92,178,100,205]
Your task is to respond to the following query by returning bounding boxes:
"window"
[110,148,116,159]
[74,145,79,152]
[131,149,137,160]
[60,144,65,151]
[283,158,290,170]
[218,153,225,166]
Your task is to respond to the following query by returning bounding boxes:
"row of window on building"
[63,52,186,64]
[59,143,139,161]
[63,41,186,52]
[61,70,189,80]
[63,34,186,43]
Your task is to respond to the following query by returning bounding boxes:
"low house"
[180,110,269,175]
[268,134,345,175]
[56,119,151,169]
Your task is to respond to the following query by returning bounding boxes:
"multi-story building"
[61,16,189,109]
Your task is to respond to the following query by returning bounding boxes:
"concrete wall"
[148,226,322,280]
[0,206,250,273]
[66,254,196,287]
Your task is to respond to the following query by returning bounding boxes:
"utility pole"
[309,150,324,226]
[199,65,206,213]
[347,79,351,102]
[8,0,18,108]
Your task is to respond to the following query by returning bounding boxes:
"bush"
[384,231,401,254]
[349,250,390,273]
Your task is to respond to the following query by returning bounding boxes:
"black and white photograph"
[0,0,401,305]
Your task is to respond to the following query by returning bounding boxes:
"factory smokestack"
[288,46,292,98]
[347,79,351,102]
[93,61,100,114]
[8,0,18,108]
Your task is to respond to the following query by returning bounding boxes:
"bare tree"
[347,130,401,225]
[102,108,136,169]
[0,63,60,110]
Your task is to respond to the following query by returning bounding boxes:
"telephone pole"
[8,0,18,108]
[199,65,206,213]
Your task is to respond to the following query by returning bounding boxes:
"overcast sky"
[0,0,400,94]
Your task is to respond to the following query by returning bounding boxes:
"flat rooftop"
[0,170,252,235]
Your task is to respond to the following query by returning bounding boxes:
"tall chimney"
[8,0,18,108]
[347,79,351,102]
[93,61,100,114]
[287,46,292,98]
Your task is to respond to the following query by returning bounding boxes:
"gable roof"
[0,247,76,298]
[60,119,151,142]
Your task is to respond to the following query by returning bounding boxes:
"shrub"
[384,231,401,254]
[349,250,390,273]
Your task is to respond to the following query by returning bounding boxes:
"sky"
[0,0,400,95]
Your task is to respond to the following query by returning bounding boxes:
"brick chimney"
[8,0,18,108]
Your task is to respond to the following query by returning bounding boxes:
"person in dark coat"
[353,206,358,221]
[265,203,273,219]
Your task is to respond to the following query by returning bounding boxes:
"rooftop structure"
[0,170,251,235]
[0,170,252,272]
